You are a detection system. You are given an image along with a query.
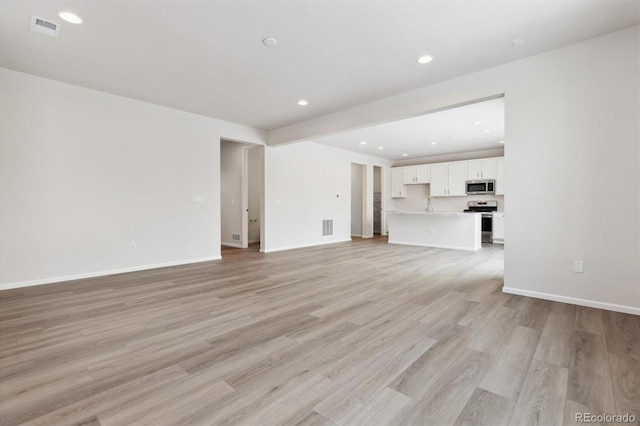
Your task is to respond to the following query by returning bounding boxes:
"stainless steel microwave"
[466,179,495,195]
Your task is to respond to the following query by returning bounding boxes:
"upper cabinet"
[430,161,467,197]
[390,156,503,198]
[402,165,430,184]
[496,157,505,195]
[467,158,497,180]
[390,168,406,198]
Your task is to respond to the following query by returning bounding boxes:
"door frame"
[241,145,264,250]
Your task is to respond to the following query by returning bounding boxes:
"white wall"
[220,140,244,247]
[351,163,364,236]
[266,27,640,314]
[263,142,391,252]
[0,68,265,288]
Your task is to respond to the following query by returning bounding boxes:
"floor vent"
[232,233,241,242]
[31,16,61,38]
[322,219,333,236]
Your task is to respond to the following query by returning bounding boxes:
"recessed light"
[59,12,82,24]
[430,142,437,145]
[402,154,408,157]
[417,55,433,64]
[483,129,491,134]
[473,121,482,125]
[297,99,308,106]
[263,37,278,47]
[360,141,367,145]
[499,140,505,144]
[378,147,384,150]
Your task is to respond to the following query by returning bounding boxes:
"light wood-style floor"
[1,238,638,426]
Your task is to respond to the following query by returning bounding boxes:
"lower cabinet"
[493,213,504,244]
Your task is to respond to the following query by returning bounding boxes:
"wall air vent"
[322,220,333,236]
[231,233,241,242]
[30,16,61,38]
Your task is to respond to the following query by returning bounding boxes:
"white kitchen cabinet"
[467,158,497,180]
[430,161,466,197]
[402,165,430,184]
[390,168,406,198]
[448,161,467,196]
[496,157,505,195]
[492,212,504,244]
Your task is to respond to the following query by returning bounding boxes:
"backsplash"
[390,185,504,212]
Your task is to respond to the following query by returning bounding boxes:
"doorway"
[373,165,382,235]
[243,145,263,249]
[220,140,264,255]
[350,163,365,237]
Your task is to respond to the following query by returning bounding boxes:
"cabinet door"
[481,158,497,179]
[416,164,430,183]
[493,216,505,241]
[390,168,405,198]
[467,160,481,179]
[496,157,505,195]
[429,163,447,197]
[447,161,467,196]
[402,166,417,185]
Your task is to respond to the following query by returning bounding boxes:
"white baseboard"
[262,239,352,253]
[248,239,260,244]
[351,234,362,237]
[221,242,244,249]
[502,287,640,316]
[0,256,221,291]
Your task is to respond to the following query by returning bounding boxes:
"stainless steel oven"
[463,200,498,243]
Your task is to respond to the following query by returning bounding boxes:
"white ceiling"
[0,0,637,132]
[313,97,505,161]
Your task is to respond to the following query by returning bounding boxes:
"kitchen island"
[387,212,482,251]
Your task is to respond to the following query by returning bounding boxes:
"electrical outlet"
[573,260,583,273]
[130,241,137,250]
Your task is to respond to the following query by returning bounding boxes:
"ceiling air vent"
[30,16,61,38]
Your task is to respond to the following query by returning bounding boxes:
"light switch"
[573,260,584,273]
